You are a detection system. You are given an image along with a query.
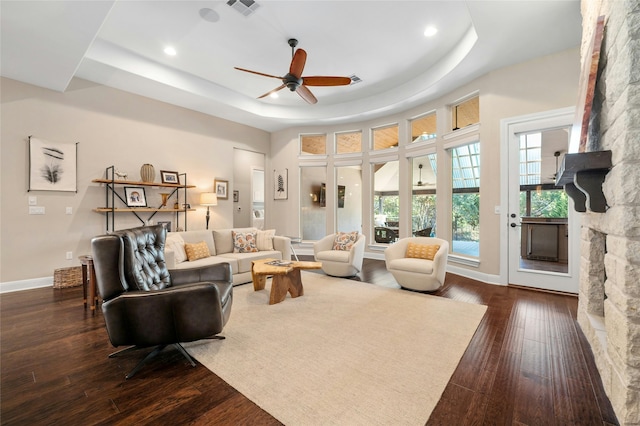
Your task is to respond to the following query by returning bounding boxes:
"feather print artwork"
[41,146,65,183]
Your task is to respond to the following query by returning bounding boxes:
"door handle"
[510,222,521,228]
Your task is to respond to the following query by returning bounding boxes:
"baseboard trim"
[0,277,53,293]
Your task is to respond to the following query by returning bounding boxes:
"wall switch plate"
[28,196,37,206]
[29,206,45,215]
[66,251,73,260]
[65,207,73,215]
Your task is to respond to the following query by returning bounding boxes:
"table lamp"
[200,192,218,229]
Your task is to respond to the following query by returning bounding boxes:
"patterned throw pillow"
[332,231,358,251]
[232,231,259,253]
[256,229,275,251]
[405,243,440,260]
[184,241,211,261]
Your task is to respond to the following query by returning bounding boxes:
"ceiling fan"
[234,39,352,104]
[416,164,425,186]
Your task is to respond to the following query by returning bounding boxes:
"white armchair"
[384,237,449,291]
[313,233,366,277]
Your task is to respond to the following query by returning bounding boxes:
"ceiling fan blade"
[302,76,352,86]
[289,49,307,78]
[296,85,317,104]
[257,84,286,99]
[234,67,283,80]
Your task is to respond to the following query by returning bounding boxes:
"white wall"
[0,77,269,286]
[269,48,580,278]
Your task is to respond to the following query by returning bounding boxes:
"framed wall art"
[160,170,180,184]
[28,136,78,192]
[274,168,288,200]
[215,179,229,199]
[124,187,147,207]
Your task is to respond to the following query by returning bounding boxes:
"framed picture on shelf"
[160,170,180,184]
[124,186,147,207]
[233,190,239,202]
[157,221,172,232]
[215,179,228,199]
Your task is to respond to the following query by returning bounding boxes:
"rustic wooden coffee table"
[251,258,322,304]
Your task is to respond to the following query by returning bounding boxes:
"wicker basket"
[53,266,83,289]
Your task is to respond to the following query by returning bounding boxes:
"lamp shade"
[200,192,218,206]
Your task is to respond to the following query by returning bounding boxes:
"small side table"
[78,255,98,312]
[286,236,302,261]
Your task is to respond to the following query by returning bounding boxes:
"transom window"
[372,124,399,151]
[336,131,362,154]
[410,113,437,143]
[300,134,326,155]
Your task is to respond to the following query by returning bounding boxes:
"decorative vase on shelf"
[140,164,155,183]
[160,193,171,208]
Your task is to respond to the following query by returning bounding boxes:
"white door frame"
[499,107,580,292]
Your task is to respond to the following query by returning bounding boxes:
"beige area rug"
[185,272,487,425]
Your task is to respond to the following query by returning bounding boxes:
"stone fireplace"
[577,1,640,423]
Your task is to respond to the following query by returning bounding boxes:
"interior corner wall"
[269,48,580,278]
[0,77,270,286]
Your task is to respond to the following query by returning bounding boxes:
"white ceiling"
[1,1,582,132]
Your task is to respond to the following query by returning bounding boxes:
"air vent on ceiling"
[227,0,260,17]
[349,74,362,84]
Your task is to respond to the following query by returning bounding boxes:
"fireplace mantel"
[556,150,612,213]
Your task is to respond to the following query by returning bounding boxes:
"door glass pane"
[450,142,480,257]
[517,128,569,273]
[373,160,399,244]
[300,166,326,240]
[336,166,362,233]
[412,155,436,236]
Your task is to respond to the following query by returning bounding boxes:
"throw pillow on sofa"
[256,229,275,251]
[332,231,358,251]
[405,243,440,260]
[184,241,211,261]
[232,231,259,253]
[165,233,187,263]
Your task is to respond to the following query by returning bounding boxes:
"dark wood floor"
[1,257,618,425]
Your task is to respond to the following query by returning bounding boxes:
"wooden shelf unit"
[92,166,196,231]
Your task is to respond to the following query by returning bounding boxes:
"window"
[300,134,326,155]
[372,124,398,151]
[411,155,437,237]
[300,166,326,240]
[452,95,479,131]
[336,166,362,233]
[410,113,437,143]
[450,142,480,257]
[373,160,399,244]
[336,131,362,154]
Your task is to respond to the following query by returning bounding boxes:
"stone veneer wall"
[577,1,640,424]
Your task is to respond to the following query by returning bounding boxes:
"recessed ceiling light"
[199,7,220,23]
[270,92,279,99]
[164,46,177,56]
[424,26,438,37]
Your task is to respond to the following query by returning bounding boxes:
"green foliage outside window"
[452,192,479,241]
[520,189,568,218]
[412,195,436,234]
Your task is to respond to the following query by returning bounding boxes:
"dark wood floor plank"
[1,257,618,425]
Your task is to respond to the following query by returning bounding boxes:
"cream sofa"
[164,228,291,285]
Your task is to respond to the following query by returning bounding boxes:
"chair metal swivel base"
[110,336,225,379]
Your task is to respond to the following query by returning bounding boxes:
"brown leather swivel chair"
[91,225,233,379]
